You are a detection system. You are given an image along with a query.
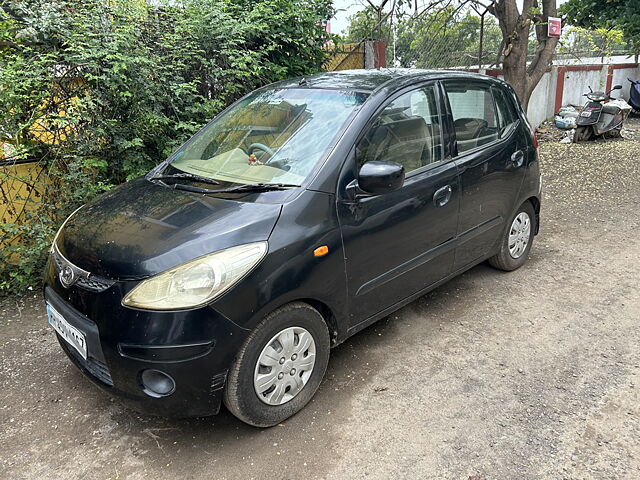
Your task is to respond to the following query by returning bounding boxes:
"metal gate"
[324,42,366,71]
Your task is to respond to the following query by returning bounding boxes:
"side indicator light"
[313,245,329,257]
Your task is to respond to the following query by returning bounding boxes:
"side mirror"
[613,84,623,90]
[356,161,405,196]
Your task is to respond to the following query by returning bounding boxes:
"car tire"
[488,201,536,272]
[223,302,330,427]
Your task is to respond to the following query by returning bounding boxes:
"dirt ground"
[1,118,640,480]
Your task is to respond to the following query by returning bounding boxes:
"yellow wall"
[0,160,45,247]
[0,78,81,248]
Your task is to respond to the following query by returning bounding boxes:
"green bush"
[0,0,333,294]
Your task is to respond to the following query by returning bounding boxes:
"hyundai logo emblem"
[59,265,76,288]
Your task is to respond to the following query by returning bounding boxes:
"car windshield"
[166,88,368,186]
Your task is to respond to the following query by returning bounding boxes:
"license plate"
[580,111,592,117]
[47,303,87,360]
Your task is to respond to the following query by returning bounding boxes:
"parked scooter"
[628,78,640,116]
[574,84,625,142]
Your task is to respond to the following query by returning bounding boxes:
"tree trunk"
[489,0,559,111]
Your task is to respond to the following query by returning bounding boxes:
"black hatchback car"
[45,69,541,427]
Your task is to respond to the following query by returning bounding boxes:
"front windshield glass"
[167,88,368,186]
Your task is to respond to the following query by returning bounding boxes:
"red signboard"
[548,16,561,37]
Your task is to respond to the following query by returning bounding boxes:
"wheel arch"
[525,195,541,235]
[241,295,343,347]
[295,298,340,347]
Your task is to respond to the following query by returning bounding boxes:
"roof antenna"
[299,77,308,86]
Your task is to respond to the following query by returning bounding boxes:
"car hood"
[56,178,282,279]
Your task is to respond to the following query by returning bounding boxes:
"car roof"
[269,68,506,94]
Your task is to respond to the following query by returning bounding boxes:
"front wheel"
[223,302,330,427]
[488,201,536,271]
[573,125,592,142]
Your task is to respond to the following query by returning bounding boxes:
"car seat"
[361,117,432,172]
[453,118,488,152]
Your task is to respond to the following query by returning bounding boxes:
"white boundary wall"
[478,63,640,127]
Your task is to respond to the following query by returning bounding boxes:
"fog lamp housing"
[140,369,176,397]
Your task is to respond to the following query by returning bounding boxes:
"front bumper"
[44,259,249,418]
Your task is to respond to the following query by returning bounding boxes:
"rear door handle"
[433,185,452,207]
[511,150,524,167]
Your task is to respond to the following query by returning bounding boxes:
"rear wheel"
[488,201,536,271]
[607,127,622,138]
[223,302,330,427]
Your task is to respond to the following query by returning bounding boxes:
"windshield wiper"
[213,183,301,193]
[158,182,299,195]
[151,172,220,186]
[162,183,220,194]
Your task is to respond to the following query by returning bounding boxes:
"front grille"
[63,339,114,387]
[76,275,116,292]
[51,247,116,292]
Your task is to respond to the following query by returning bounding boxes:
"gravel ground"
[1,118,640,479]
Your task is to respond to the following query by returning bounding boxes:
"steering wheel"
[247,143,275,160]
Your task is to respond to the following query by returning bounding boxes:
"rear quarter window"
[493,86,519,137]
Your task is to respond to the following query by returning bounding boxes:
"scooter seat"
[602,104,620,115]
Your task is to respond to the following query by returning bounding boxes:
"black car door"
[337,83,460,329]
[442,81,528,270]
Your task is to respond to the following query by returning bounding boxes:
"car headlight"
[122,242,268,310]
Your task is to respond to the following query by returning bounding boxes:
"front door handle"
[511,150,524,167]
[433,185,452,207]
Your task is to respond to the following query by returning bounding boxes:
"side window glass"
[356,85,443,175]
[444,83,499,154]
[493,87,518,137]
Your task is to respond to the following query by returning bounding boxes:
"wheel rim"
[254,326,316,406]
[508,212,531,259]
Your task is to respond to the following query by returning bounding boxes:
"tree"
[488,0,560,108]
[344,6,392,43]
[343,0,560,109]
[0,0,333,293]
[398,9,503,68]
[343,4,502,68]
[558,26,628,60]
[561,0,640,55]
